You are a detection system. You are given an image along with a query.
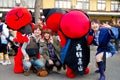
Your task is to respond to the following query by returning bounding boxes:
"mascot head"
[45,8,66,33]
[5,7,34,43]
[60,10,90,38]
[5,7,32,30]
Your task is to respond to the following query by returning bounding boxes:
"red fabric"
[87,35,94,45]
[58,30,66,47]
[46,12,64,33]
[29,22,35,31]
[14,32,29,43]
[42,23,48,30]
[5,7,32,30]
[14,47,24,73]
[37,53,41,59]
[84,67,90,74]
[60,10,90,38]
[66,66,75,78]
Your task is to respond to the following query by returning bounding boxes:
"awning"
[0,8,120,16]
[87,11,120,16]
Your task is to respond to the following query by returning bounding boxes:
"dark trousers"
[45,59,62,72]
[102,52,106,71]
[0,44,7,54]
[115,39,119,51]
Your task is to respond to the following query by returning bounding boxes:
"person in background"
[89,18,117,80]
[37,17,47,30]
[21,25,48,76]
[0,17,11,65]
[42,29,62,73]
[115,19,120,51]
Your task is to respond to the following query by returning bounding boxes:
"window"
[0,0,15,8]
[111,1,120,11]
[97,0,106,11]
[55,0,71,9]
[0,0,35,8]
[3,0,9,7]
[76,0,90,10]
[0,0,3,7]
[21,0,35,8]
[9,0,15,7]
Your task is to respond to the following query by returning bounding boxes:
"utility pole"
[34,0,42,24]
[15,0,21,7]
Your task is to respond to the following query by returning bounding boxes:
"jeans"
[23,58,45,71]
[115,39,119,51]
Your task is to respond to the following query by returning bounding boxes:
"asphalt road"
[0,46,120,80]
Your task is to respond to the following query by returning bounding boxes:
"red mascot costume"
[45,9,93,78]
[5,7,35,73]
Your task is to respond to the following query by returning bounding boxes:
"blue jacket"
[91,28,116,56]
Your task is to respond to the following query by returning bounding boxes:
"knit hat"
[0,24,3,32]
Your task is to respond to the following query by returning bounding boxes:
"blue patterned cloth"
[47,43,57,61]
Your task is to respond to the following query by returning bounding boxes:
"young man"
[21,25,48,76]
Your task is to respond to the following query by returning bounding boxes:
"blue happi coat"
[91,27,118,55]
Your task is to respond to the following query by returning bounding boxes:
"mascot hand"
[58,30,66,47]
[14,32,29,43]
[87,35,94,45]
[87,29,94,45]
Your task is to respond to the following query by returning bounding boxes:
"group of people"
[0,17,62,77]
[0,14,120,80]
[21,23,62,76]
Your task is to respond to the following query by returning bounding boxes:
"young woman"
[42,29,62,73]
[89,19,116,80]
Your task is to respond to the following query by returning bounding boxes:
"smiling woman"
[89,18,117,80]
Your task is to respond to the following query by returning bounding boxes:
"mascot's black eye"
[15,11,24,21]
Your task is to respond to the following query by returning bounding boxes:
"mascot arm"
[58,30,67,47]
[87,35,94,45]
[13,32,29,43]
[87,29,94,45]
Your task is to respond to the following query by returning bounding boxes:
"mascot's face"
[60,10,90,38]
[5,7,32,30]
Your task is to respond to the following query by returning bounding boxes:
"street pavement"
[0,46,120,80]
